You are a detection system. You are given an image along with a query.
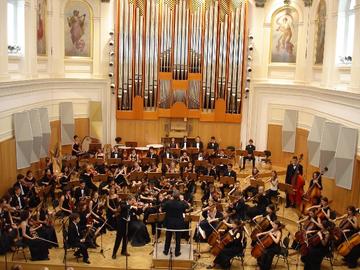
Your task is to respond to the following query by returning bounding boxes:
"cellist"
[343,231,360,268]
[332,206,359,244]
[285,156,303,208]
[254,220,282,270]
[306,197,332,222]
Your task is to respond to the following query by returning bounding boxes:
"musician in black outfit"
[72,135,82,156]
[207,136,219,151]
[162,190,189,257]
[74,181,91,203]
[10,186,27,211]
[343,232,360,268]
[193,136,204,151]
[180,136,189,149]
[112,196,131,259]
[146,147,159,164]
[68,213,90,264]
[285,156,303,208]
[242,139,256,170]
[13,174,29,197]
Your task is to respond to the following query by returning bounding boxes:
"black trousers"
[164,230,181,255]
[113,221,128,255]
[242,156,255,168]
[73,242,89,260]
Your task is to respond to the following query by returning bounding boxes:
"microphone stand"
[168,247,173,270]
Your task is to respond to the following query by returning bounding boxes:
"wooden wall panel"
[0,118,89,197]
[116,119,241,148]
[268,124,360,212]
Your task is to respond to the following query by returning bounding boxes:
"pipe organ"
[115,0,247,122]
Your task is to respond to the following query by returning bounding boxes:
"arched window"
[7,0,24,55]
[336,0,356,65]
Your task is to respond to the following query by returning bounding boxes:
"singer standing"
[162,190,189,257]
[112,196,131,259]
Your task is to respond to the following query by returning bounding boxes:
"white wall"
[0,0,117,144]
[242,0,360,154]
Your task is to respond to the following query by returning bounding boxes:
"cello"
[337,232,360,256]
[289,154,304,207]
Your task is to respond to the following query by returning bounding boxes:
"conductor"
[162,190,189,257]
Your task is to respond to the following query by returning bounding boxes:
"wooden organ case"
[115,0,248,123]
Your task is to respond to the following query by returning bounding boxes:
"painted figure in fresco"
[276,16,294,56]
[67,10,86,50]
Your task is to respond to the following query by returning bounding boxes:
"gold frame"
[269,5,298,65]
[64,0,94,59]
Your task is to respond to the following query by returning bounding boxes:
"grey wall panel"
[282,110,298,153]
[39,108,51,158]
[14,112,33,169]
[60,102,74,145]
[335,127,358,189]
[307,116,326,167]
[319,121,341,178]
[29,109,42,163]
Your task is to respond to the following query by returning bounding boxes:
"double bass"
[289,154,305,207]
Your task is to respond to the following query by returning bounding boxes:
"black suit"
[163,199,189,255]
[74,187,91,203]
[207,142,219,151]
[10,194,26,210]
[180,141,189,149]
[13,182,29,197]
[242,144,256,169]
[192,141,204,151]
[146,152,159,164]
[111,151,121,159]
[112,201,130,256]
[68,221,89,260]
[285,163,303,206]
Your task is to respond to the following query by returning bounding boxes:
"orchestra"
[0,135,358,270]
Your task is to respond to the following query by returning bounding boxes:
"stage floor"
[0,164,357,270]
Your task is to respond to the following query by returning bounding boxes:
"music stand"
[179,162,189,169]
[93,174,108,182]
[147,172,162,181]
[170,148,181,157]
[89,143,102,153]
[213,158,231,166]
[183,172,197,181]
[199,175,215,183]
[278,183,294,216]
[147,213,166,256]
[141,157,156,166]
[163,158,174,166]
[107,158,122,166]
[250,179,265,188]
[165,173,181,179]
[122,160,135,167]
[194,160,209,168]
[220,176,235,186]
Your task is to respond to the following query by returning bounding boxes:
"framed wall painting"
[37,0,47,56]
[270,6,299,64]
[64,0,93,58]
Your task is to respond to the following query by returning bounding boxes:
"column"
[294,14,307,82]
[92,14,101,77]
[48,0,64,77]
[321,9,338,88]
[0,0,9,80]
[23,0,38,78]
[349,4,360,92]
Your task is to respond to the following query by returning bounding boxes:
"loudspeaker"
[14,112,33,169]
[60,102,74,145]
[39,108,51,158]
[29,109,42,163]
[334,127,358,189]
[282,110,298,153]
[319,121,341,178]
[307,116,326,167]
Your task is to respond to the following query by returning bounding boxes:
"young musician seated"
[207,136,219,151]
[246,186,270,219]
[179,151,191,163]
[255,220,282,270]
[19,210,50,261]
[10,186,27,211]
[196,202,223,242]
[146,147,159,164]
[306,197,332,222]
[207,220,245,269]
[72,135,82,156]
[301,220,331,270]
[57,188,73,217]
[68,213,90,264]
[180,136,189,150]
[74,181,91,204]
[343,231,360,268]
[193,136,204,151]
[168,137,178,149]
[242,139,256,170]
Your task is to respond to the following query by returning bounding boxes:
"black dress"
[214,232,245,269]
[37,209,58,248]
[22,224,49,260]
[106,197,119,230]
[128,208,150,246]
[257,241,281,270]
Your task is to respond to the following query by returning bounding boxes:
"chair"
[11,238,28,262]
[273,234,290,270]
[230,237,247,269]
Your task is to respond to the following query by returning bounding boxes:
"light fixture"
[109,62,114,66]
[110,83,115,89]
[109,40,114,46]
[109,30,114,35]
[247,67,252,72]
[109,72,114,78]
[109,51,114,56]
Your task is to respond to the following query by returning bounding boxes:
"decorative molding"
[303,0,313,7]
[255,0,266,8]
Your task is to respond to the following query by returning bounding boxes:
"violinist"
[146,147,159,164]
[68,213,90,264]
[166,161,178,173]
[265,170,279,201]
[207,136,219,151]
[59,166,72,188]
[197,201,223,242]
[19,210,50,261]
[193,136,204,151]
[81,165,98,192]
[13,174,29,197]
[161,147,174,160]
[219,164,236,197]
[74,180,91,204]
[255,220,282,270]
[0,198,17,254]
[57,188,74,217]
[128,148,139,162]
[301,220,331,270]
[39,168,56,201]
[285,156,303,208]
[111,145,121,158]
[246,186,270,219]
[71,135,82,157]
[168,137,178,149]
[242,167,260,199]
[24,171,36,190]
[207,220,245,269]
[180,136,189,150]
[128,197,151,247]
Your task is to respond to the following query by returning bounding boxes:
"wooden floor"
[0,165,357,270]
